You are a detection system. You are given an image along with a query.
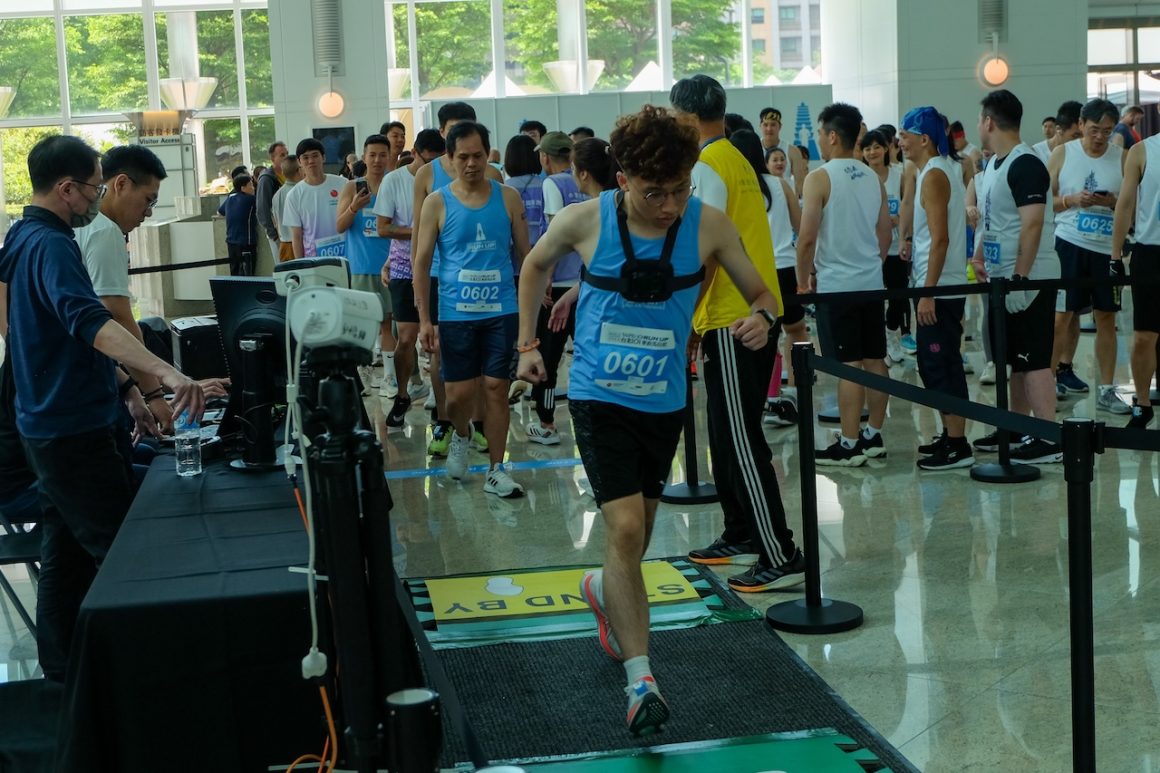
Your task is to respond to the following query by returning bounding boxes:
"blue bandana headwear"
[901,106,950,157]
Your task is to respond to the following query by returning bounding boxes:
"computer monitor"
[209,276,291,468]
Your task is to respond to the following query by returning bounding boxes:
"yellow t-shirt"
[692,139,782,335]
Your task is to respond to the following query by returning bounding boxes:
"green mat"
[403,558,759,649]
[457,730,888,772]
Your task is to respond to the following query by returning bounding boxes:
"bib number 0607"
[603,351,667,378]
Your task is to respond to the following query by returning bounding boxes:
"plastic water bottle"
[175,410,202,477]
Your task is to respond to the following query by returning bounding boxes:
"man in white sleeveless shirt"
[1112,115,1160,428]
[972,89,1061,464]
[898,107,974,471]
[1048,99,1129,414]
[797,102,893,467]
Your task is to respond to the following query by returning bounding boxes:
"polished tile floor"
[3,303,1160,771]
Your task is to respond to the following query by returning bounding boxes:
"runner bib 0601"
[593,322,675,396]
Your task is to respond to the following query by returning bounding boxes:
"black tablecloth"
[55,457,320,772]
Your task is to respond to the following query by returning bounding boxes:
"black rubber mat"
[438,620,918,772]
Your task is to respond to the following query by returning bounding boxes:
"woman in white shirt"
[860,129,908,364]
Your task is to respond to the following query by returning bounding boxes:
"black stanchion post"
[1062,418,1100,773]
[971,277,1041,484]
[766,342,863,634]
[662,364,718,504]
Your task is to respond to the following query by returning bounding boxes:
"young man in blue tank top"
[411,102,505,458]
[516,105,779,738]
[336,134,397,398]
[413,122,533,499]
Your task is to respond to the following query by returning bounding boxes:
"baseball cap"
[900,106,949,156]
[535,131,574,157]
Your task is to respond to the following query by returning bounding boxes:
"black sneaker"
[1009,437,1063,464]
[1127,402,1154,429]
[816,439,867,467]
[763,399,798,427]
[727,549,807,593]
[688,538,758,566]
[858,430,887,458]
[918,430,948,457]
[385,397,411,428]
[917,437,975,471]
[973,431,999,452]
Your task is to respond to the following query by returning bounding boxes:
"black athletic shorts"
[1056,237,1119,313]
[389,279,419,324]
[569,400,683,506]
[914,298,968,399]
[776,267,805,326]
[815,299,887,362]
[992,285,1053,373]
[1131,244,1160,334]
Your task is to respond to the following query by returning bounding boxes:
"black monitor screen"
[209,276,291,437]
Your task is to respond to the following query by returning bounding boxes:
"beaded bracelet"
[515,338,541,353]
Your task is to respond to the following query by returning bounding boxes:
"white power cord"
[283,293,329,680]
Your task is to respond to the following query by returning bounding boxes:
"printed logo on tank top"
[467,222,497,253]
[843,164,867,180]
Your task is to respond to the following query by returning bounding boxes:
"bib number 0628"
[603,351,667,379]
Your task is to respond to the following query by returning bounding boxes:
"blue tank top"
[430,159,454,276]
[344,180,390,275]
[436,180,516,322]
[569,190,703,413]
[546,172,588,284]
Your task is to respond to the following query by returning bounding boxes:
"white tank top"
[1055,139,1122,253]
[815,158,885,292]
[882,164,902,255]
[979,144,1059,280]
[913,155,967,294]
[764,174,796,270]
[1136,135,1160,246]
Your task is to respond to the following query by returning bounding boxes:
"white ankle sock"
[840,435,858,449]
[863,425,881,439]
[624,655,652,685]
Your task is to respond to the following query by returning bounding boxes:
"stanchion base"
[766,598,864,635]
[818,408,869,424]
[661,482,719,505]
[970,462,1041,484]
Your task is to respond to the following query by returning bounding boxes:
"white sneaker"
[484,464,525,498]
[446,430,470,480]
[423,389,437,410]
[508,380,529,405]
[357,365,374,396]
[408,381,430,401]
[526,424,561,445]
[961,354,975,375]
[886,329,904,364]
[379,373,399,399]
[1097,386,1132,415]
[980,361,996,385]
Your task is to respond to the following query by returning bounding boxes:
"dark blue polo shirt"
[0,206,117,439]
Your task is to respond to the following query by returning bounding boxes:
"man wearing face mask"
[0,134,204,681]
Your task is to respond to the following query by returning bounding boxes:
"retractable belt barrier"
[127,257,230,275]
[773,268,1160,773]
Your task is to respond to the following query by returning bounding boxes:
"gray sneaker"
[1097,387,1132,415]
[446,429,470,480]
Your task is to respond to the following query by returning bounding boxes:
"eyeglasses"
[124,175,159,209]
[67,179,107,200]
[630,179,695,209]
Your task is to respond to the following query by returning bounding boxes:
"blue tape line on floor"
[385,456,584,480]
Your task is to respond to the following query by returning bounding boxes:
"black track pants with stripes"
[701,327,797,567]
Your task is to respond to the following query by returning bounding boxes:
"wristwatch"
[1011,274,1026,281]
[756,308,777,328]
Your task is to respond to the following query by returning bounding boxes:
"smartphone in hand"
[356,179,369,196]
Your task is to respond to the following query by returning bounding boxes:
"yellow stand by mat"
[427,562,700,625]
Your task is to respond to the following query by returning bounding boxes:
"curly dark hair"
[609,104,699,184]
